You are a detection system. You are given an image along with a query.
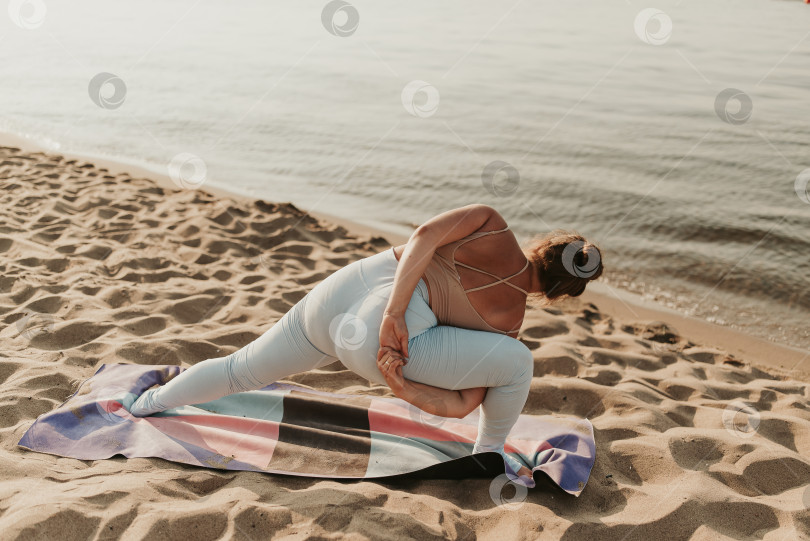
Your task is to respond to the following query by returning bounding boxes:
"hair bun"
[579,243,602,280]
[526,229,604,302]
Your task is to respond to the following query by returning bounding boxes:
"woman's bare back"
[392,218,531,337]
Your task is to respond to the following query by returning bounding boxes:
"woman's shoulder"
[444,211,511,251]
[471,207,509,235]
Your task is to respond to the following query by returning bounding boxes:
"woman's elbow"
[452,404,480,419]
[412,223,436,242]
[453,387,487,418]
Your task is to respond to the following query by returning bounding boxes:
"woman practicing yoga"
[127,204,603,481]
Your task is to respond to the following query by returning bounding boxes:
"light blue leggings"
[128,248,533,473]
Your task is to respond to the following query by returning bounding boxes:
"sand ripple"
[1,147,809,540]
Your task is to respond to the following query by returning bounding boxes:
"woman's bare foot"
[517,465,532,478]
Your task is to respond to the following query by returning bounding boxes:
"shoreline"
[2,131,807,381]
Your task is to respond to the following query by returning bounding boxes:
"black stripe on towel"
[268,391,373,476]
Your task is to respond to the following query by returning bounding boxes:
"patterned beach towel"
[17,363,596,496]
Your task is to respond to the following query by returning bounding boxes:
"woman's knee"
[500,340,534,386]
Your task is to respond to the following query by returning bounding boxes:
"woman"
[127,204,603,482]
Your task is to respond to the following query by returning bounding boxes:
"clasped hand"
[377,347,407,394]
[377,312,410,389]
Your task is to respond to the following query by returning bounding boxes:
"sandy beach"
[2,142,810,540]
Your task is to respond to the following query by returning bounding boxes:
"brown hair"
[523,229,604,304]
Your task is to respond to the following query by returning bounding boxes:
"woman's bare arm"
[384,204,501,317]
[398,380,487,419]
[376,205,504,414]
[377,348,487,418]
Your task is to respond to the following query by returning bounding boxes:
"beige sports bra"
[419,226,529,335]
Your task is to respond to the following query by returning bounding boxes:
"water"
[1,0,809,350]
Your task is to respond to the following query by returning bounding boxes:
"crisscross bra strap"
[454,225,511,244]
[451,226,530,295]
[456,260,530,294]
